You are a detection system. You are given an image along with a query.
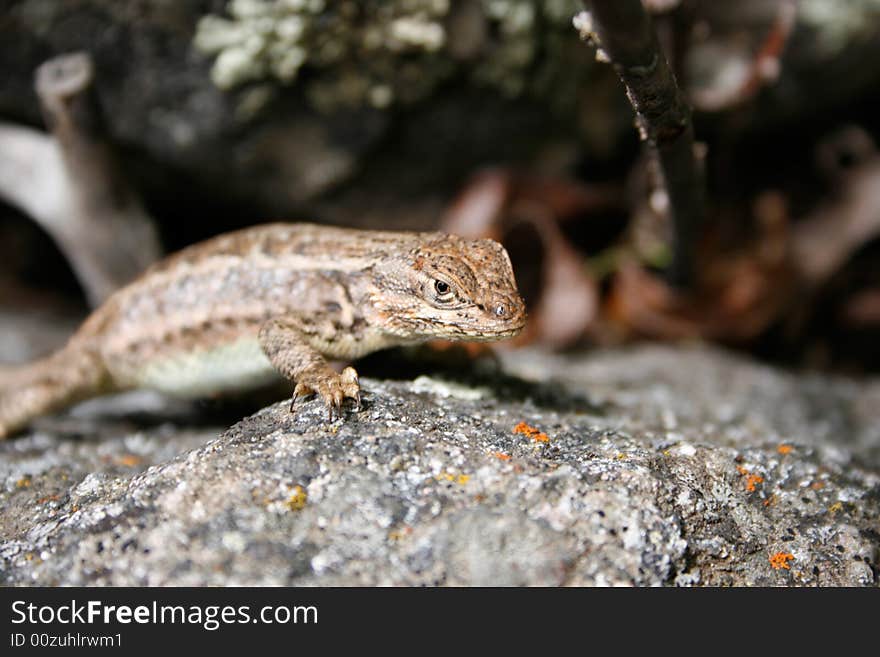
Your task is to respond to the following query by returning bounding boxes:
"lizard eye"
[434,279,452,297]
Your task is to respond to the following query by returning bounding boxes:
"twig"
[575,1,704,287]
[0,52,161,306]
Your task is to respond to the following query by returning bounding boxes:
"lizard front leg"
[258,316,361,420]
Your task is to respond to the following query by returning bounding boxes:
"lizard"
[0,222,526,438]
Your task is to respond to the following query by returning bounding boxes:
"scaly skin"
[0,223,526,437]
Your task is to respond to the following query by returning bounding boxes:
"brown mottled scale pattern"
[0,223,526,437]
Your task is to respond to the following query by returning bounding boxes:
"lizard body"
[0,223,526,437]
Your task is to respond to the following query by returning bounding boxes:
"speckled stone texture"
[1,345,878,586]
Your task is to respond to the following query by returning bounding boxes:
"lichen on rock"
[194,0,587,112]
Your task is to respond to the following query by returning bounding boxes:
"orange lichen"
[285,485,308,511]
[116,454,143,467]
[777,444,793,455]
[736,465,764,492]
[810,481,825,490]
[763,495,777,507]
[513,421,549,443]
[769,552,794,570]
[827,502,843,515]
[15,476,32,489]
[493,452,511,461]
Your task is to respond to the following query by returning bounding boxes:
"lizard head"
[370,234,527,341]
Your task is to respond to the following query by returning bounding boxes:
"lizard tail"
[0,342,111,439]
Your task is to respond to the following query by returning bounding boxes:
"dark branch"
[576,0,704,288]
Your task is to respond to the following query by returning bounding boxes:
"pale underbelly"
[109,336,281,397]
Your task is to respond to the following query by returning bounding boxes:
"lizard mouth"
[452,316,527,341]
[481,324,526,340]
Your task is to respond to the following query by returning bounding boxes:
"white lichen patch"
[195,0,452,97]
[194,0,588,111]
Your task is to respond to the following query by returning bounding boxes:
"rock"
[0,345,878,586]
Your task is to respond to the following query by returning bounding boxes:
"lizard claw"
[340,367,360,412]
[330,389,343,421]
[289,382,312,414]
[290,366,361,421]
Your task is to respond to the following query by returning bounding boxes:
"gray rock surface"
[1,345,878,586]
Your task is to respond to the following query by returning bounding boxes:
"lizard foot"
[290,366,361,421]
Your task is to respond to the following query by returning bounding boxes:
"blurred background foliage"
[2,0,880,371]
